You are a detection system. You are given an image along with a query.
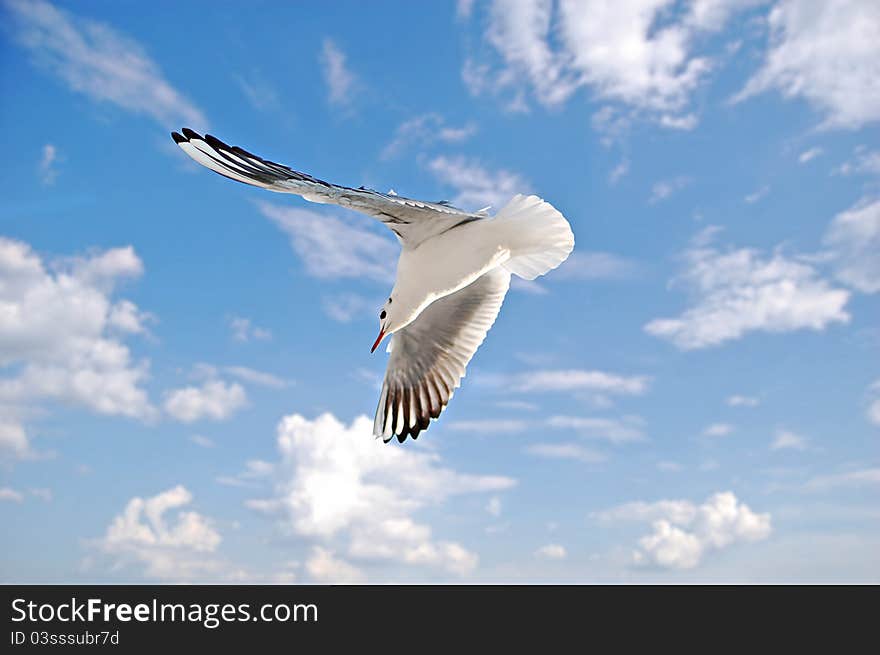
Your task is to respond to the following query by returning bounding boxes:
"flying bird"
[171,128,574,442]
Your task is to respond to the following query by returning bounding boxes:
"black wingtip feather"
[171,131,186,144]
[181,127,201,140]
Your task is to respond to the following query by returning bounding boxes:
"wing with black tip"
[171,128,485,245]
[373,267,511,443]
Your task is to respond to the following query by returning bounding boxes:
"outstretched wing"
[374,267,511,443]
[171,128,485,245]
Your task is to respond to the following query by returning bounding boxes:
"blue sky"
[1,0,878,583]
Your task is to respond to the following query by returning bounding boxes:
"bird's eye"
[388,297,392,304]
[380,310,387,319]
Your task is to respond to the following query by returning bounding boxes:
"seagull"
[171,128,574,442]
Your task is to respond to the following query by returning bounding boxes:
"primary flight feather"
[171,128,574,442]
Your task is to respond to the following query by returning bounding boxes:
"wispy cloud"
[649,176,692,204]
[644,228,850,350]
[38,143,59,185]
[228,316,272,342]
[822,197,880,294]
[727,395,760,407]
[320,38,357,109]
[258,202,397,283]
[771,429,808,451]
[382,114,477,160]
[547,416,646,444]
[734,0,880,130]
[798,147,823,164]
[5,0,207,128]
[744,185,770,204]
[525,442,606,464]
[427,156,529,211]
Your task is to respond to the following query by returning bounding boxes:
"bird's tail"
[494,194,575,280]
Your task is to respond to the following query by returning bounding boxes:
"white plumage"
[172,128,575,442]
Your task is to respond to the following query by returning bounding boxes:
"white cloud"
[6,0,206,128]
[744,185,770,204]
[305,547,365,583]
[657,460,683,473]
[547,416,646,443]
[234,72,280,112]
[0,238,154,457]
[771,429,807,451]
[222,366,288,389]
[0,487,24,502]
[382,114,477,160]
[867,380,880,427]
[535,543,567,560]
[189,434,214,448]
[834,147,880,177]
[727,394,760,407]
[703,422,734,438]
[164,380,247,423]
[486,496,502,517]
[644,230,850,349]
[609,159,629,184]
[525,442,606,463]
[228,316,271,342]
[446,419,528,434]
[599,491,771,569]
[427,156,529,211]
[798,147,823,164]
[649,176,692,204]
[494,369,649,395]
[249,413,515,580]
[735,0,880,129]
[822,197,880,294]
[259,202,397,283]
[320,38,357,109]
[95,485,223,580]
[467,0,760,125]
[38,143,59,185]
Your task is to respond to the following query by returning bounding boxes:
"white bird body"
[171,129,575,442]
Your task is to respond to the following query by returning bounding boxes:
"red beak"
[371,328,386,353]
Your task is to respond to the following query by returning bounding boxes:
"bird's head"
[371,296,396,353]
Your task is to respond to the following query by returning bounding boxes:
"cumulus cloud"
[644,229,850,349]
[734,0,880,130]
[163,380,247,423]
[597,491,772,569]
[822,197,880,294]
[305,547,365,583]
[5,0,206,128]
[94,486,223,580]
[0,237,154,457]
[465,0,761,125]
[427,156,529,211]
[382,114,477,160]
[320,38,357,109]
[259,202,397,283]
[247,413,515,580]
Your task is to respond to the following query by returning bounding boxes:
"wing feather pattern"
[374,267,511,442]
[172,128,485,245]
